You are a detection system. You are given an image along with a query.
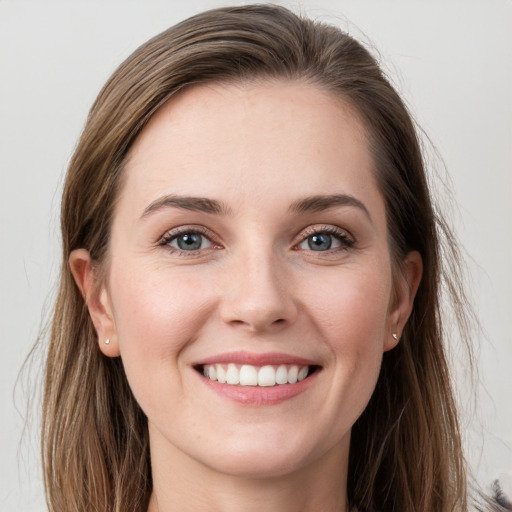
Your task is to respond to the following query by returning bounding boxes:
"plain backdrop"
[1,1,510,510]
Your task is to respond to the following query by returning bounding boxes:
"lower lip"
[198,371,318,405]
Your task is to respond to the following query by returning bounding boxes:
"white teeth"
[217,365,226,384]
[297,366,308,382]
[287,365,298,384]
[275,365,288,385]
[239,365,258,386]
[226,363,240,385]
[258,365,275,387]
[202,363,312,386]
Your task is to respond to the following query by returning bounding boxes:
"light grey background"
[1,1,510,510]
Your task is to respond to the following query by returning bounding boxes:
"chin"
[196,428,331,479]
[204,447,311,479]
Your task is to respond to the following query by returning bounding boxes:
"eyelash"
[158,225,355,255]
[295,225,355,252]
[158,226,219,256]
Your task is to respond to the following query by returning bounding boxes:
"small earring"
[105,338,110,345]
[392,333,398,341]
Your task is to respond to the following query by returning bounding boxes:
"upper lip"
[193,351,319,367]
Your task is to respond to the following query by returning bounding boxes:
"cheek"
[304,265,392,352]
[107,264,216,393]
[111,262,208,342]
[303,263,391,402]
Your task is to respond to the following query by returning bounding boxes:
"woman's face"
[83,81,419,479]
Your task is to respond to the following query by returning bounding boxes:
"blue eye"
[307,233,333,251]
[168,232,212,251]
[298,228,353,252]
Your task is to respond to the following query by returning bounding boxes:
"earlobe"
[69,249,120,357]
[385,250,423,351]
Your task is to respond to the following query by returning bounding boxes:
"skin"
[71,80,422,512]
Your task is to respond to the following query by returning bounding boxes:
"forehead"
[120,80,381,217]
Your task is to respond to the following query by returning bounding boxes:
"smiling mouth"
[195,363,320,387]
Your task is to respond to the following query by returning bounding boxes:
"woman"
[41,4,509,512]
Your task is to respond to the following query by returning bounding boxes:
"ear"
[384,250,423,351]
[69,248,120,357]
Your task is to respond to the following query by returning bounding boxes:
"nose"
[219,249,298,333]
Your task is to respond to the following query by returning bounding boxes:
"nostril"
[229,318,286,329]
[220,293,297,331]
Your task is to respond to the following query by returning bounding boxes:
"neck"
[147,425,350,512]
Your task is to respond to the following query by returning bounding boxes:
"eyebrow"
[141,194,232,218]
[141,193,371,222]
[289,194,372,223]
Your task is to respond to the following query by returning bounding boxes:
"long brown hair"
[43,5,475,511]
